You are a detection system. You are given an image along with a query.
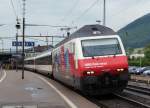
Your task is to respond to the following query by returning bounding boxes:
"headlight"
[84,71,95,75]
[117,68,124,72]
[120,69,124,71]
[87,71,91,75]
[91,71,95,74]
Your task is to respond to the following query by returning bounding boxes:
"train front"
[77,36,128,95]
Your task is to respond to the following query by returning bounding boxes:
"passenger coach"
[25,50,52,75]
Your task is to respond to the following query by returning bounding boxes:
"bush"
[128,60,141,66]
[128,58,150,66]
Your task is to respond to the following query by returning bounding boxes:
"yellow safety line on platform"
[38,76,78,108]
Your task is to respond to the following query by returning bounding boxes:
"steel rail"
[114,93,150,108]
[126,85,150,96]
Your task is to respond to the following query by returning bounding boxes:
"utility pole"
[16,18,20,54]
[16,18,21,72]
[22,0,26,79]
[103,0,106,26]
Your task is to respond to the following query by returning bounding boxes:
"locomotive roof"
[55,24,116,48]
[70,24,116,37]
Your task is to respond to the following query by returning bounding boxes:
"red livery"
[52,25,129,95]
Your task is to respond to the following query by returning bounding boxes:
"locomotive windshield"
[81,38,122,57]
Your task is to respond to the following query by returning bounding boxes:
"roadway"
[0,69,99,108]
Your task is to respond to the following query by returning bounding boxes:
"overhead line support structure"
[18,35,65,38]
[103,0,106,26]
[18,35,65,47]
[16,18,21,72]
[22,0,26,80]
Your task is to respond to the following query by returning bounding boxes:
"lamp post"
[16,18,21,72]
[103,0,106,26]
[22,0,26,79]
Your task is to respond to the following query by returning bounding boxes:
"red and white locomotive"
[25,24,129,95]
[52,24,128,95]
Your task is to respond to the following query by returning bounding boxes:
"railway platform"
[129,75,150,89]
[130,75,150,84]
[0,69,99,108]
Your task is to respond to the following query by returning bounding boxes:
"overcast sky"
[0,0,150,50]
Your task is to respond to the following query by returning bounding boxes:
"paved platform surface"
[0,69,99,108]
[129,75,150,89]
[130,75,150,84]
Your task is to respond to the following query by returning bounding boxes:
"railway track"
[88,85,150,108]
[89,93,150,108]
[126,84,150,96]
[114,93,150,108]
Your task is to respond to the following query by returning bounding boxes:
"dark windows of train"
[35,56,52,65]
[81,38,122,57]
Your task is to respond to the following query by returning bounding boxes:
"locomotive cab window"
[81,38,122,57]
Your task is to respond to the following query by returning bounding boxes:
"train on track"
[25,24,129,95]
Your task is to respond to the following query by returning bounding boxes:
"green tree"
[144,44,150,60]
[127,48,134,55]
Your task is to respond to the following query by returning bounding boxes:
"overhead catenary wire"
[60,0,81,22]
[26,37,46,42]
[25,24,68,28]
[0,37,15,39]
[110,0,146,18]
[27,38,60,43]
[0,26,16,34]
[10,0,18,18]
[0,25,10,30]
[72,0,99,23]
[17,0,22,17]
